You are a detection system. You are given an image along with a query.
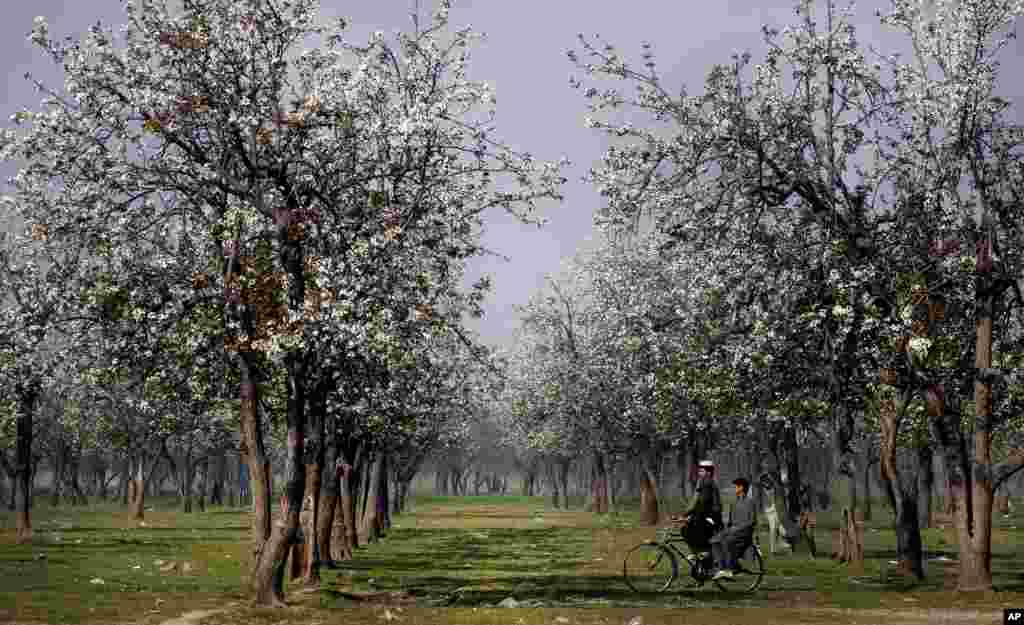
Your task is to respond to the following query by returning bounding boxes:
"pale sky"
[3,1,1023,351]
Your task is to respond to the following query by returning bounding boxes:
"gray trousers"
[710,528,752,564]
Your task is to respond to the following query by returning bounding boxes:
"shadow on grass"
[3,496,1024,622]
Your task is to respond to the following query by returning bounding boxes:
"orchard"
[1,0,1023,622]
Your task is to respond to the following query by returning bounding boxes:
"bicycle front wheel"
[712,543,765,593]
[623,542,678,593]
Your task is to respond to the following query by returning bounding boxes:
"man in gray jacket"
[711,477,757,579]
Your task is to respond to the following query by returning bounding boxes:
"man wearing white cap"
[673,460,723,556]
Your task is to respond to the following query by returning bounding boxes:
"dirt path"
[144,605,1003,625]
[156,609,226,625]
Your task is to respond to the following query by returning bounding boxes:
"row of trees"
[4,0,1024,604]
[0,0,564,607]
[497,0,1024,593]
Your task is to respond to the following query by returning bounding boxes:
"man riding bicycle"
[670,460,723,555]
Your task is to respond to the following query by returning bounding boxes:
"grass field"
[0,493,1021,624]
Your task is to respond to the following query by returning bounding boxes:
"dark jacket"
[727,493,758,535]
[685,477,723,527]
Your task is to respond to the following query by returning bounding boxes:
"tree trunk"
[120,460,130,506]
[918,444,934,530]
[97,464,112,500]
[209,454,223,506]
[548,461,560,509]
[129,458,146,520]
[864,455,874,521]
[847,447,860,518]
[591,451,609,514]
[380,452,391,532]
[66,452,86,506]
[182,451,194,513]
[688,437,702,493]
[263,352,309,603]
[397,479,410,514]
[317,440,341,569]
[300,378,327,586]
[833,403,859,522]
[237,361,278,606]
[878,389,925,579]
[521,465,535,497]
[341,445,360,555]
[302,452,323,584]
[15,387,36,544]
[676,445,690,503]
[638,457,660,526]
[557,458,571,509]
[287,495,307,582]
[50,444,65,507]
[226,455,237,508]
[198,458,209,513]
[0,461,7,509]
[330,493,349,562]
[963,298,995,592]
[607,455,618,513]
[361,452,384,544]
[779,426,805,549]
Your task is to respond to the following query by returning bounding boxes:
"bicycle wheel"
[623,542,678,593]
[712,542,766,593]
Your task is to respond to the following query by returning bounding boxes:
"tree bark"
[15,385,37,544]
[360,451,384,544]
[833,402,859,521]
[591,451,609,514]
[878,389,925,579]
[638,457,660,526]
[264,351,308,602]
[181,449,194,513]
[397,479,410,513]
[50,443,65,507]
[237,362,278,606]
[380,451,391,532]
[547,460,560,509]
[301,413,325,585]
[341,442,361,555]
[66,451,87,506]
[607,455,618,513]
[129,457,146,520]
[963,301,995,591]
[317,439,341,568]
[330,493,349,562]
[864,454,874,521]
[918,444,934,530]
[779,425,805,550]
[119,459,130,506]
[557,458,571,509]
[198,457,210,513]
[847,446,860,517]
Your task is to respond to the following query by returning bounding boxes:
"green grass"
[0,494,1021,624]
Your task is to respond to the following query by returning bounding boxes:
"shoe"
[712,569,734,580]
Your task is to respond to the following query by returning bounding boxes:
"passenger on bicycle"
[669,460,722,556]
[711,477,758,580]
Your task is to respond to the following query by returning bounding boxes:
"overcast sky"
[3,1,1023,351]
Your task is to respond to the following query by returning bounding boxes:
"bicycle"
[622,520,766,593]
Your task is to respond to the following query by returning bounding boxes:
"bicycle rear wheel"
[712,542,765,593]
[623,542,678,593]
